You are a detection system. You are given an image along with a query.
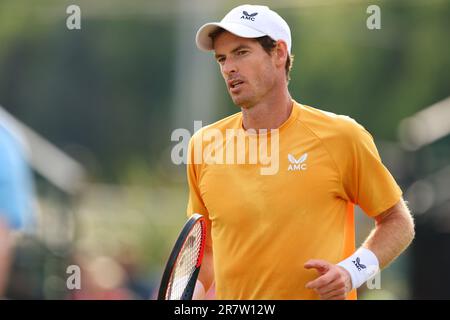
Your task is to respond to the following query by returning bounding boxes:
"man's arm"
[363,198,415,268]
[186,135,215,299]
[305,198,415,299]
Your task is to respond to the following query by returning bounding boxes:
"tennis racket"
[158,213,207,300]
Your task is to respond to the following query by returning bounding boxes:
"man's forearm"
[363,200,415,269]
[311,199,415,297]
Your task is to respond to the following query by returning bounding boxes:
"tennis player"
[187,4,415,300]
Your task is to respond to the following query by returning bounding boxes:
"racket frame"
[157,213,206,300]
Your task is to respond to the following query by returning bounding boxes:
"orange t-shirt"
[186,101,402,299]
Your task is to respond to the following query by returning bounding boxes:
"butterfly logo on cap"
[241,11,258,21]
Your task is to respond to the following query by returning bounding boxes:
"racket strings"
[167,222,204,299]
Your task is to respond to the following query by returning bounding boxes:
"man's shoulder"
[190,111,242,141]
[299,104,367,139]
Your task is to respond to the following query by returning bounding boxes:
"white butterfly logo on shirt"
[288,153,308,171]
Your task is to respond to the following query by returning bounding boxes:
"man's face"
[213,31,277,108]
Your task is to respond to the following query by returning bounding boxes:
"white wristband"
[337,247,379,289]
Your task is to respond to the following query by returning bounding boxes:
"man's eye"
[237,50,247,56]
[217,57,225,64]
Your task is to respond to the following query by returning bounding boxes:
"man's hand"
[192,280,206,300]
[192,280,216,300]
[304,259,352,300]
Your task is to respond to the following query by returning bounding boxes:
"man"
[0,113,36,297]
[187,4,415,300]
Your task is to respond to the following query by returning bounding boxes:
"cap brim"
[195,22,266,52]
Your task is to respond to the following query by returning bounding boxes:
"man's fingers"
[321,288,347,300]
[316,278,342,295]
[304,260,334,289]
[304,261,351,299]
[326,291,347,300]
[316,277,348,298]
[304,259,330,273]
[305,271,335,289]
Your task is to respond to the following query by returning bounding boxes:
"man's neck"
[241,91,293,130]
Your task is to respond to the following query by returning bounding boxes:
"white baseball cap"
[195,4,292,54]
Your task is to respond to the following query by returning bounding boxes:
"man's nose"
[222,58,237,75]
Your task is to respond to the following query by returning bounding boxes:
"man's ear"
[274,40,288,68]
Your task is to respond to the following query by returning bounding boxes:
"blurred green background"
[0,0,449,299]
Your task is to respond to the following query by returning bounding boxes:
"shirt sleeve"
[186,135,208,217]
[338,119,403,217]
[186,135,213,246]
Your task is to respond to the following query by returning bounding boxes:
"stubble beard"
[229,84,257,110]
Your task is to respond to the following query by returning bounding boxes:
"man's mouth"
[228,79,245,90]
[231,81,243,89]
